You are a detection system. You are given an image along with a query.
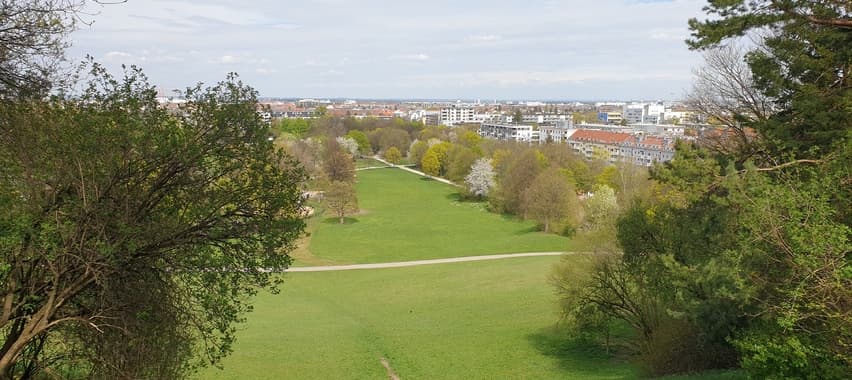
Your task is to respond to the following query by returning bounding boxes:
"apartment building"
[566,129,675,166]
[478,122,539,143]
[440,106,475,126]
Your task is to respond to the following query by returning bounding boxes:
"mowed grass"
[197,255,638,380]
[306,167,573,264]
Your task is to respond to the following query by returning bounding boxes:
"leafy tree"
[445,145,478,183]
[688,0,851,158]
[323,141,355,183]
[494,150,542,214]
[0,66,306,378]
[522,168,578,233]
[324,180,358,224]
[422,142,451,176]
[335,135,359,157]
[457,130,482,150]
[584,184,618,230]
[407,139,428,167]
[464,158,495,199]
[274,118,311,137]
[346,130,371,154]
[420,149,441,177]
[383,146,402,164]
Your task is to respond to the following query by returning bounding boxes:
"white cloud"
[256,67,278,74]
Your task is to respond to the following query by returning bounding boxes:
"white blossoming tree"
[465,158,495,199]
[335,136,359,157]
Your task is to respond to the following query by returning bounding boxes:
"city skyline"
[69,0,706,100]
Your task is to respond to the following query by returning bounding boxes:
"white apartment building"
[478,122,540,143]
[521,114,573,124]
[440,107,475,126]
[539,121,576,143]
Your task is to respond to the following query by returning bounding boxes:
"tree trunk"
[339,216,344,224]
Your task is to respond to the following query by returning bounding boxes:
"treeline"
[552,2,851,379]
[280,117,652,237]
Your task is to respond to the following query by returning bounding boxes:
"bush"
[638,317,737,377]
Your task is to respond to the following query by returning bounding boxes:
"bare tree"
[687,44,774,157]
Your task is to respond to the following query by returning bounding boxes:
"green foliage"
[0,65,306,377]
[346,129,371,154]
[383,146,402,164]
[420,149,441,177]
[407,140,429,168]
[274,118,312,137]
[324,180,358,224]
[522,168,579,233]
[687,0,851,158]
[445,145,478,183]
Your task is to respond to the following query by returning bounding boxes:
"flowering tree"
[465,158,495,198]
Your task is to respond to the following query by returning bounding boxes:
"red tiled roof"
[569,129,633,144]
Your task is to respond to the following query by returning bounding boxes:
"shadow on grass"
[321,217,360,225]
[514,225,541,235]
[527,325,636,378]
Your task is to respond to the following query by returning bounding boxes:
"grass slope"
[198,255,637,380]
[307,168,573,264]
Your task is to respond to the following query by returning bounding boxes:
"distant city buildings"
[440,106,475,126]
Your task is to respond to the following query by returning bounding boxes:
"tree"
[494,150,543,214]
[445,145,478,183]
[383,146,402,164]
[584,184,618,230]
[686,44,771,157]
[0,66,306,378]
[420,149,441,177]
[407,140,428,167]
[521,168,577,233]
[421,142,451,176]
[324,181,358,224]
[512,109,523,123]
[464,158,495,198]
[323,140,355,183]
[346,130,371,155]
[688,0,851,157]
[335,136,359,157]
[0,0,81,98]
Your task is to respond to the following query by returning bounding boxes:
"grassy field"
[304,168,574,265]
[197,255,639,380]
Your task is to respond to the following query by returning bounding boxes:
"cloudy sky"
[68,0,708,100]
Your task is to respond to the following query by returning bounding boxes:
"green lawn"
[355,157,386,168]
[305,167,574,264]
[197,255,638,380]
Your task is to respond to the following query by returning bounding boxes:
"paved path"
[371,156,459,187]
[286,252,571,272]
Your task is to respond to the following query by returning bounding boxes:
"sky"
[68,0,708,101]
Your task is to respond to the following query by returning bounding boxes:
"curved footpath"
[286,252,574,272]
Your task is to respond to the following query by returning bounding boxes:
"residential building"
[566,129,675,166]
[440,106,475,126]
[478,122,539,143]
[539,121,576,143]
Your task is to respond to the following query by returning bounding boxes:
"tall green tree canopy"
[0,65,307,378]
